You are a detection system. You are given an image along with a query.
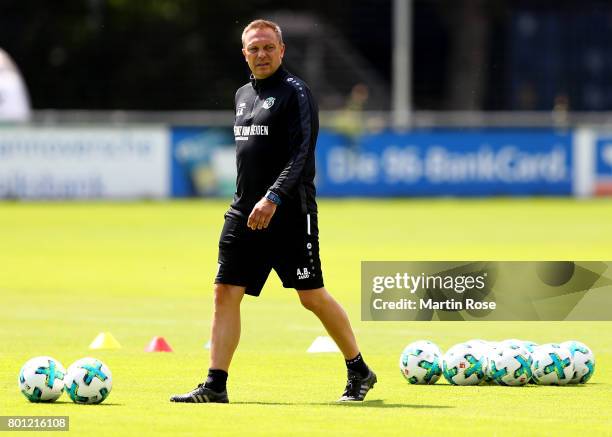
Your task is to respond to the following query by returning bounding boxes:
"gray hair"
[241,19,283,47]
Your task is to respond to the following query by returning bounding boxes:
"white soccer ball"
[488,345,533,386]
[500,338,527,350]
[406,339,443,356]
[19,356,66,402]
[487,340,501,349]
[561,340,595,384]
[444,342,473,357]
[531,344,574,385]
[464,339,494,358]
[464,339,488,349]
[522,340,538,354]
[463,340,496,384]
[64,357,112,404]
[399,340,442,384]
[499,339,532,357]
[442,343,486,386]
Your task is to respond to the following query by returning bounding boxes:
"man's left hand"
[247,197,277,230]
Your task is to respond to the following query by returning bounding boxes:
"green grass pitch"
[1,199,612,436]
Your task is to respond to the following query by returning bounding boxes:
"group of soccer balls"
[399,339,595,386]
[19,356,112,404]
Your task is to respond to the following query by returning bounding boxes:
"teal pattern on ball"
[513,355,533,380]
[443,363,458,385]
[67,381,89,403]
[35,359,64,389]
[532,360,541,383]
[489,361,507,384]
[80,361,107,385]
[22,387,43,403]
[95,387,110,404]
[543,353,571,380]
[567,343,588,355]
[580,360,595,384]
[464,354,484,379]
[419,359,441,383]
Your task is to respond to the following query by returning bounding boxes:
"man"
[170,19,376,404]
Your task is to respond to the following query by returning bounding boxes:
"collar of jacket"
[250,66,288,92]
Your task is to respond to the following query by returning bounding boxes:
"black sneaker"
[170,384,229,403]
[337,369,377,402]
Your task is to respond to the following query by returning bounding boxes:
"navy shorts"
[215,211,324,296]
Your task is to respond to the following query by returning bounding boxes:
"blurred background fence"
[1,0,612,199]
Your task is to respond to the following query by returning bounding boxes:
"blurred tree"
[0,0,393,110]
[3,0,610,111]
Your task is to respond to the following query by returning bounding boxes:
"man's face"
[242,27,285,80]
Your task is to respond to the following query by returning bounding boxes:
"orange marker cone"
[145,336,173,352]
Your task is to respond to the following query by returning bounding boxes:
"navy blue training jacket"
[229,66,319,219]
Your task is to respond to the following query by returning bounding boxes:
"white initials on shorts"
[297,267,310,280]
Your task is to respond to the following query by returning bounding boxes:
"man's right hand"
[247,197,277,230]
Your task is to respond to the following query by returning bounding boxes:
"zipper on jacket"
[249,95,258,119]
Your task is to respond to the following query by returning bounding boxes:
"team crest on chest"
[262,97,276,109]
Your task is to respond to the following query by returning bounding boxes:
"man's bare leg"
[170,283,245,403]
[210,283,246,371]
[297,287,358,359]
[297,287,376,401]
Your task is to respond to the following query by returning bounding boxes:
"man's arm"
[269,88,314,199]
[247,88,315,230]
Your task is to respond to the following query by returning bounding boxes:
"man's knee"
[298,288,329,313]
[214,283,245,309]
